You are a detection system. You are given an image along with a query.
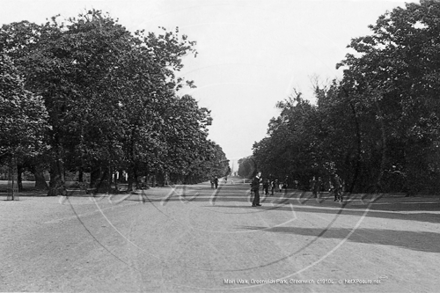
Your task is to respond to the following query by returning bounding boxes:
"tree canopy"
[0,10,228,194]
[0,53,48,161]
[251,1,440,194]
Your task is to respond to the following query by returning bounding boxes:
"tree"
[0,10,225,194]
[250,1,440,195]
[338,0,440,194]
[253,90,327,188]
[237,156,257,179]
[0,53,48,195]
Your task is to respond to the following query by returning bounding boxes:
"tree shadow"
[213,193,440,225]
[237,225,440,254]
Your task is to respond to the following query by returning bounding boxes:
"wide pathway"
[1,180,440,292]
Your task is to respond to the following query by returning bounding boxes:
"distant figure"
[214,176,219,189]
[251,174,261,207]
[210,177,215,189]
[293,179,298,189]
[311,176,322,198]
[262,179,269,195]
[282,182,287,195]
[331,173,343,202]
[270,180,276,195]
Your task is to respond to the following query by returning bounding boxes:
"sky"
[1,0,417,171]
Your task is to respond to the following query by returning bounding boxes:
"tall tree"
[338,0,440,194]
[0,53,48,195]
[0,10,225,194]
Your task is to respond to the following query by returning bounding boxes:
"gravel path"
[1,181,439,292]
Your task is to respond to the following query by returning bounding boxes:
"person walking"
[331,173,342,202]
[282,181,288,195]
[262,179,269,196]
[251,174,261,207]
[270,179,276,196]
[311,176,322,198]
[214,176,219,189]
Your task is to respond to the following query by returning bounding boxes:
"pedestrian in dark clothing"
[270,180,276,195]
[262,179,269,196]
[251,175,261,207]
[214,177,219,189]
[282,181,288,195]
[311,176,322,198]
[331,174,342,202]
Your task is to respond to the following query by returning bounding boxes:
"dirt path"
[1,182,439,292]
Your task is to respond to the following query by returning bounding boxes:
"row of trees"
[249,1,440,195]
[237,156,256,179]
[0,10,229,196]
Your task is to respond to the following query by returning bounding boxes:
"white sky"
[2,0,417,171]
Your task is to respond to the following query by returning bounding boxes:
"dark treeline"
[237,156,257,179]
[242,1,440,195]
[0,10,230,196]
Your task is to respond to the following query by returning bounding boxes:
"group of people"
[249,175,289,207]
[250,172,344,207]
[250,174,262,207]
[210,175,230,189]
[310,173,343,202]
[210,176,219,189]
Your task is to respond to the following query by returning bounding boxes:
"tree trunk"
[99,166,110,193]
[78,169,83,182]
[90,166,101,189]
[33,165,48,190]
[91,164,111,193]
[17,164,24,192]
[347,101,362,193]
[343,85,363,194]
[8,155,18,200]
[117,169,125,182]
[127,167,135,191]
[374,99,386,193]
[156,171,165,187]
[47,133,66,196]
[113,170,118,192]
[47,159,65,196]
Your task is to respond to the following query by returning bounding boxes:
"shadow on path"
[238,226,440,254]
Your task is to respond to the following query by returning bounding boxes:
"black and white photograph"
[1,0,440,292]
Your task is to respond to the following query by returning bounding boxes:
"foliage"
[0,53,48,161]
[237,156,257,179]
[0,10,226,193]
[253,1,440,194]
[338,0,440,194]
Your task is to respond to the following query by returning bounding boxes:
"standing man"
[210,176,214,189]
[251,173,262,207]
[270,179,276,196]
[311,176,322,198]
[262,179,269,196]
[311,176,317,196]
[331,173,342,202]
